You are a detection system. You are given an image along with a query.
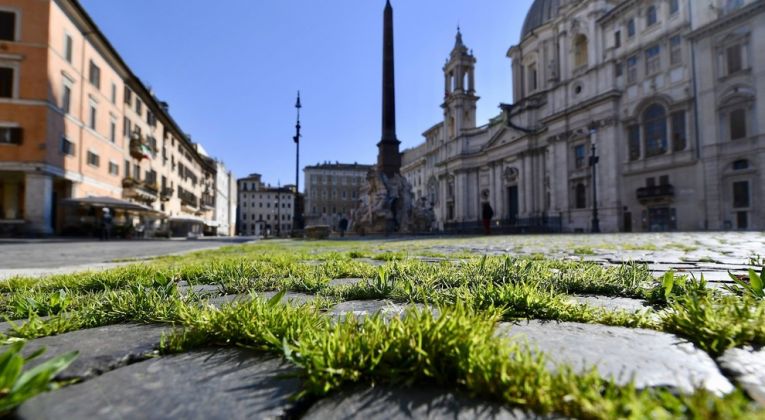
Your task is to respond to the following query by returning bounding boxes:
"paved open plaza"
[2,0,765,416]
[1,232,764,418]
[0,237,254,279]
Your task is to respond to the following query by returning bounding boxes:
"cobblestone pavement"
[7,232,765,418]
[10,293,756,419]
[0,237,255,279]
[415,231,765,283]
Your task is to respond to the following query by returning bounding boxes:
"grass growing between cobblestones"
[2,241,764,350]
[159,294,759,419]
[2,239,765,416]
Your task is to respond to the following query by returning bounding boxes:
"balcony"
[122,178,158,203]
[129,133,156,161]
[201,193,215,210]
[637,185,675,204]
[160,187,174,202]
[178,188,198,209]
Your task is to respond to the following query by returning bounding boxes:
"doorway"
[507,186,519,223]
[646,207,676,232]
[623,211,632,232]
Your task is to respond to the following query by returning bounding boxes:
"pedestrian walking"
[338,217,349,237]
[481,202,494,235]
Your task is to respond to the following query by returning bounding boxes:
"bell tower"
[442,28,479,138]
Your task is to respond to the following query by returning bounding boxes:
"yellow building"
[0,0,218,237]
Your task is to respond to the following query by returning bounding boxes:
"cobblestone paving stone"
[303,386,551,419]
[178,282,224,297]
[569,295,649,312]
[206,291,317,308]
[718,347,765,405]
[329,299,408,320]
[206,293,250,307]
[327,300,437,322]
[0,316,51,335]
[328,277,365,287]
[17,349,301,420]
[352,258,386,266]
[428,232,765,279]
[495,321,733,394]
[22,324,170,380]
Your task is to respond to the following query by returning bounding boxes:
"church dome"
[520,0,562,40]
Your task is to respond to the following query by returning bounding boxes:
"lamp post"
[293,92,302,234]
[588,121,601,233]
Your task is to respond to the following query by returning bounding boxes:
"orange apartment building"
[0,0,221,237]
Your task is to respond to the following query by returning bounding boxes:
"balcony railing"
[129,132,157,161]
[122,178,158,203]
[143,181,159,194]
[636,185,674,203]
[201,194,215,209]
[178,188,198,208]
[160,187,174,202]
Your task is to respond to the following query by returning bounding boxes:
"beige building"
[402,0,765,233]
[237,173,295,237]
[213,160,236,236]
[304,162,373,228]
[0,0,221,237]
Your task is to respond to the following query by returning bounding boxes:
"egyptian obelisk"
[377,0,401,178]
[351,1,435,235]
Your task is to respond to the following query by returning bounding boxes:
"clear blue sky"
[80,0,534,188]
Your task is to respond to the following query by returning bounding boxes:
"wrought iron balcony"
[122,178,158,203]
[178,188,198,208]
[129,133,155,161]
[636,185,675,203]
[201,194,215,210]
[160,187,174,202]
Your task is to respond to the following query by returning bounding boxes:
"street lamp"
[292,92,303,235]
[588,121,601,233]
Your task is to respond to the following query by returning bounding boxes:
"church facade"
[401,0,765,233]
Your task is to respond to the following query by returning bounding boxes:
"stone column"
[470,169,479,221]
[455,172,466,221]
[536,152,545,212]
[495,164,504,219]
[439,178,447,229]
[488,163,496,217]
[547,147,558,211]
[523,155,534,215]
[520,157,527,215]
[24,173,53,235]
